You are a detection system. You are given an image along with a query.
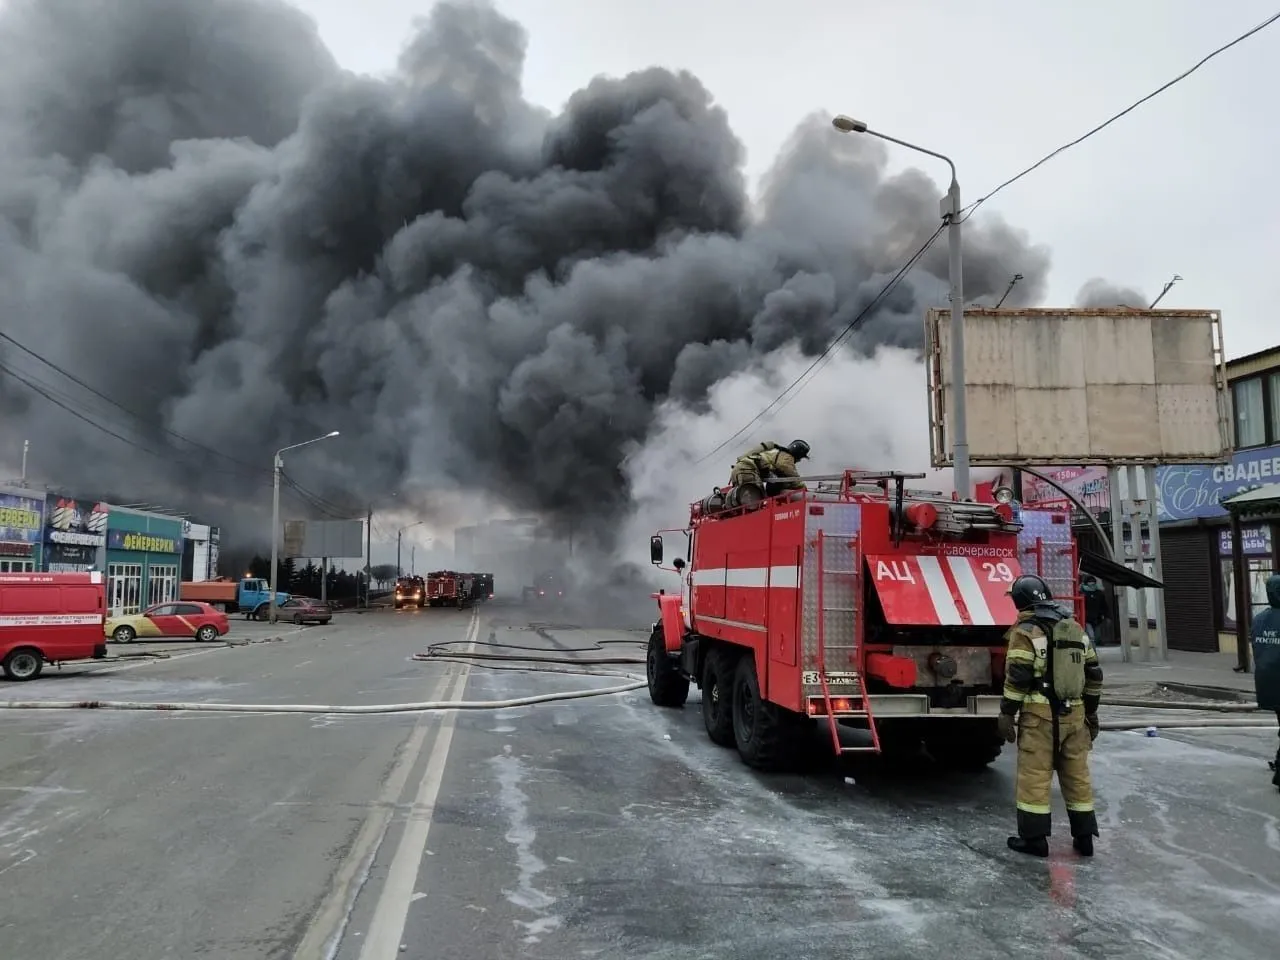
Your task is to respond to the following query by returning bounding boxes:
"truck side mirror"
[649,535,664,565]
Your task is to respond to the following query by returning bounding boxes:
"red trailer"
[646,470,1078,770]
[0,572,108,681]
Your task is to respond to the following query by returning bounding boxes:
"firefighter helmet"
[1008,574,1051,610]
[786,439,811,461]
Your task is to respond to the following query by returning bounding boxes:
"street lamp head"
[326,430,340,438]
[832,115,868,134]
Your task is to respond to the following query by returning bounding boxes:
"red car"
[105,600,230,643]
[278,597,332,625]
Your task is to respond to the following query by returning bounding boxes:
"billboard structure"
[924,306,1232,666]
[924,308,1230,467]
[282,519,364,559]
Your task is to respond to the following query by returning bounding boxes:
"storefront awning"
[1079,548,1164,590]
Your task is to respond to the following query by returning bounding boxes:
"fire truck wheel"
[646,628,689,708]
[701,647,738,747]
[731,654,795,771]
[3,647,44,681]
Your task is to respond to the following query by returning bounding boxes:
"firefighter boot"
[1073,835,1094,857]
[1007,836,1049,858]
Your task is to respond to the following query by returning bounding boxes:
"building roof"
[1221,482,1280,519]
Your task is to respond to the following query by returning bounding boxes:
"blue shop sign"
[1155,445,1280,522]
[1218,526,1273,557]
[0,492,44,544]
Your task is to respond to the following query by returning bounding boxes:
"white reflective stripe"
[724,568,767,588]
[946,556,994,626]
[0,614,102,626]
[690,567,799,589]
[769,567,799,588]
[915,556,962,625]
[90,572,103,584]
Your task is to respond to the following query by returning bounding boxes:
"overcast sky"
[295,0,1277,359]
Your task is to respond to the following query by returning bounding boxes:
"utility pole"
[20,440,28,486]
[320,556,328,605]
[397,521,424,580]
[365,504,372,608]
[411,545,415,576]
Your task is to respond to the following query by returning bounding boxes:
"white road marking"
[357,614,475,959]
[288,610,476,960]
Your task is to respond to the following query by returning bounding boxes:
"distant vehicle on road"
[523,571,569,603]
[106,601,230,644]
[394,576,425,609]
[181,577,290,619]
[279,597,332,625]
[0,572,108,681]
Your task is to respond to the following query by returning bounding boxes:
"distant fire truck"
[425,571,490,608]
[646,470,1078,771]
[426,570,460,607]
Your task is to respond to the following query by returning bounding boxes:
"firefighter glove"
[1086,713,1100,742]
[997,713,1018,743]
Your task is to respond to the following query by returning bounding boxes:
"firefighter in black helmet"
[998,573,1104,858]
[729,440,811,496]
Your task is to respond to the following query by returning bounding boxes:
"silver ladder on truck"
[814,529,881,755]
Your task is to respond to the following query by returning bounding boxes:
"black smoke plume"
[0,0,1055,553]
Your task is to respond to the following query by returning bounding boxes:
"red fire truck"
[426,571,479,608]
[646,470,1078,771]
[426,570,458,607]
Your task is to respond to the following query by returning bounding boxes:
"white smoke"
[619,344,999,571]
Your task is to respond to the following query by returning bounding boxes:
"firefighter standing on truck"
[997,574,1104,858]
[729,440,810,495]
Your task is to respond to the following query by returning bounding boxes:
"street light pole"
[397,520,425,578]
[832,115,971,498]
[269,430,340,623]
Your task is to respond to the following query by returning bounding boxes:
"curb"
[1157,681,1255,702]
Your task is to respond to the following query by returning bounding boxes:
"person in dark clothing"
[1248,573,1280,790]
[1080,574,1109,645]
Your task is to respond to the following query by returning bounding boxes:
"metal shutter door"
[1161,528,1218,653]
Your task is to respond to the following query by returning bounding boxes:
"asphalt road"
[1,604,1276,960]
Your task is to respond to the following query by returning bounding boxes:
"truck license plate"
[802,671,859,685]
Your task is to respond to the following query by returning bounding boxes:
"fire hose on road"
[0,635,1273,728]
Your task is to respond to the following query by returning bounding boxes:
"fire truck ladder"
[815,531,881,756]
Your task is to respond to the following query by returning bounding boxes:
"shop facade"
[0,487,46,573]
[43,495,109,572]
[105,508,184,615]
[1156,443,1280,654]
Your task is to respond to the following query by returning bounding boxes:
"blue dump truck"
[180,577,291,620]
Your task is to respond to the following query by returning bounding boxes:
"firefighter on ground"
[997,574,1104,858]
[1249,573,1280,791]
[729,440,811,495]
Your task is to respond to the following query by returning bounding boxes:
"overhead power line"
[694,223,947,466]
[0,339,355,518]
[959,10,1280,223]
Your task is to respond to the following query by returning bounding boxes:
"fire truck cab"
[647,470,1078,771]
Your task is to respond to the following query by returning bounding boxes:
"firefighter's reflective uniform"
[998,575,1104,858]
[729,440,809,494]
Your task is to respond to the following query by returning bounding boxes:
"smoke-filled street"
[0,605,1275,960]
